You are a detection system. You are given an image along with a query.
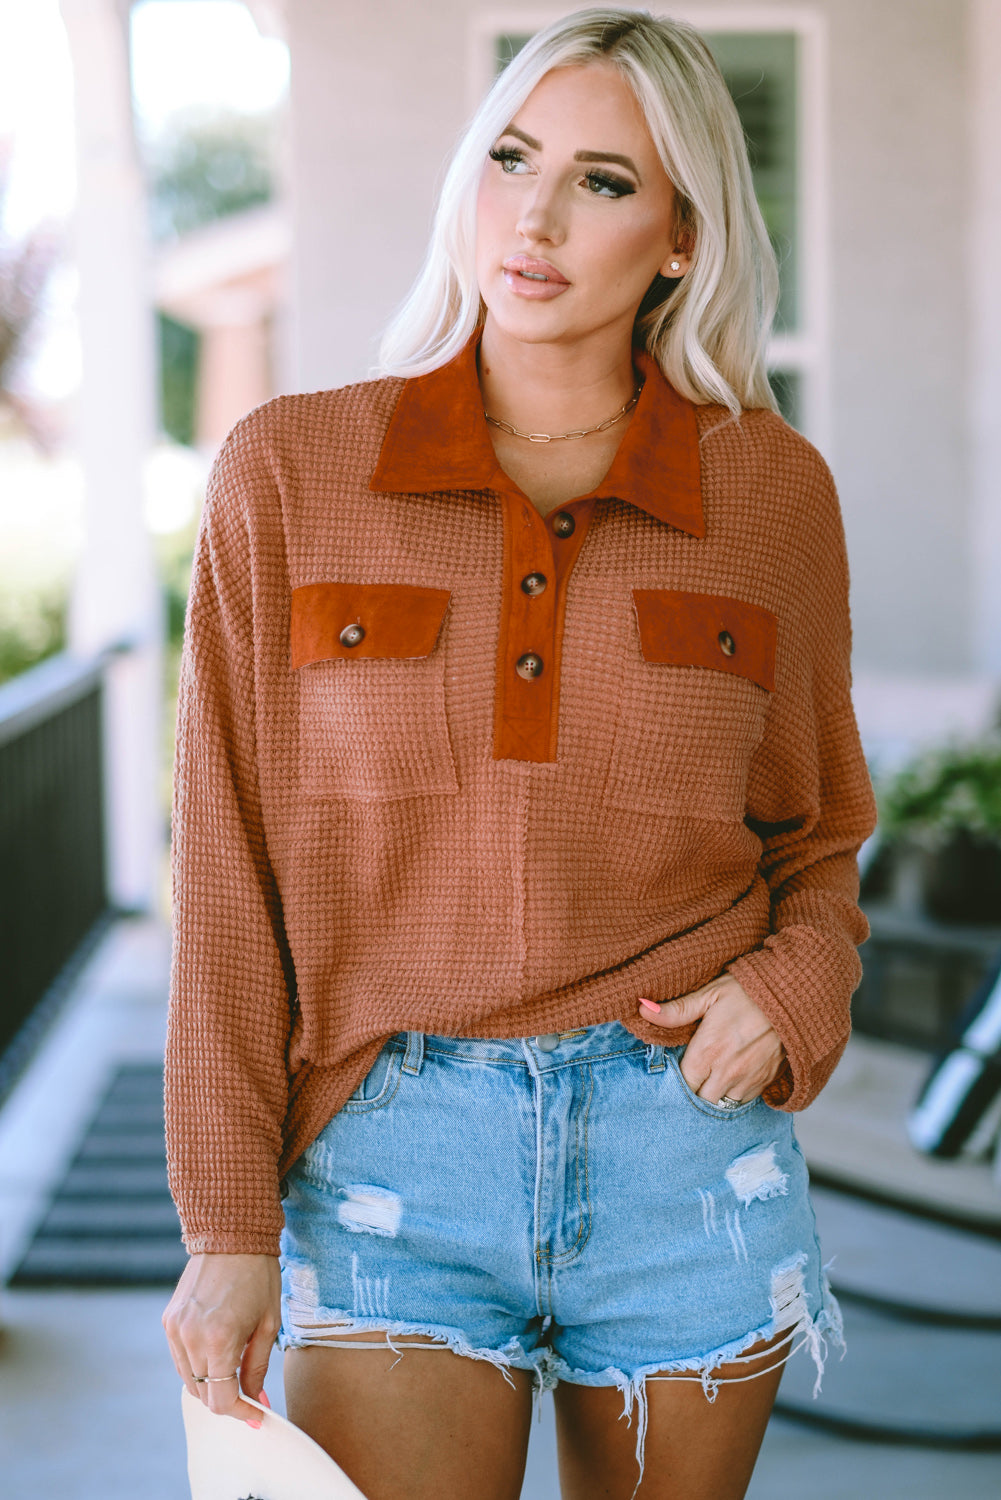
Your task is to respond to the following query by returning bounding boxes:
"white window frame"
[469,8,830,455]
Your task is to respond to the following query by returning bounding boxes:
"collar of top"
[369,331,705,539]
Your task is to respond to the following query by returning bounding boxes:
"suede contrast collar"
[369,334,705,539]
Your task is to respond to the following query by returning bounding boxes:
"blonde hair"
[376,8,779,415]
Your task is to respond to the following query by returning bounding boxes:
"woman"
[163,10,877,1499]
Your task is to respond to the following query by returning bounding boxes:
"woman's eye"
[583,171,634,199]
[488,146,528,174]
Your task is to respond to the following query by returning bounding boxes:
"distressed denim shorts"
[278,1023,842,1474]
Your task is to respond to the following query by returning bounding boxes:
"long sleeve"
[725,460,878,1111]
[165,414,293,1254]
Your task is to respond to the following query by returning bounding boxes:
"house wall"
[968,0,1001,680]
[285,0,979,681]
[823,0,967,677]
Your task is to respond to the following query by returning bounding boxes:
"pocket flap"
[291,581,451,666]
[632,590,777,691]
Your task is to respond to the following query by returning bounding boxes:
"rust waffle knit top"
[165,335,877,1255]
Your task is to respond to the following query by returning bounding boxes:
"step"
[76,1130,169,1161]
[56,1161,171,1197]
[811,1184,1001,1323]
[777,1299,1001,1444]
[34,1198,183,1238]
[796,1034,1001,1230]
[10,1235,188,1286]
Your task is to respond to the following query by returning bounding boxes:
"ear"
[660,208,696,278]
[659,242,693,278]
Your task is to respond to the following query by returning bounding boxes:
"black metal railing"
[854,901,1001,1052]
[0,654,109,1060]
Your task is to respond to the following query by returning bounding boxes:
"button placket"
[493,494,597,763]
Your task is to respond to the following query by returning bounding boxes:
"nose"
[515,180,566,248]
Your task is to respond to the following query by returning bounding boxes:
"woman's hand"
[163,1252,283,1424]
[637,974,785,1105]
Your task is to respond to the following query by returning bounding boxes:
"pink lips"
[502,255,570,300]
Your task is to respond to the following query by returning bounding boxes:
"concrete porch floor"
[1,916,999,1499]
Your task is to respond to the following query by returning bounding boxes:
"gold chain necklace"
[484,381,643,444]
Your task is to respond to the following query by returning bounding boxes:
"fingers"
[163,1319,201,1400]
[196,1353,254,1420]
[163,1263,205,1400]
[638,983,717,1029]
[240,1316,282,1405]
[162,1252,283,1425]
[637,975,785,1103]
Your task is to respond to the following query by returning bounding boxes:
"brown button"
[515,652,544,680]
[339,622,365,647]
[551,511,575,538]
[718,630,735,656]
[521,572,548,596]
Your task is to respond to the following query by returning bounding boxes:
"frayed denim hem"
[278,1310,548,1395]
[543,1255,845,1499]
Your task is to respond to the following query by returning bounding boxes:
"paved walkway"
[2,917,1000,1499]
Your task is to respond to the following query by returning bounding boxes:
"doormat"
[8,1061,188,1287]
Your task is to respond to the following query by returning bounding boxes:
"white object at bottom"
[182,1389,368,1500]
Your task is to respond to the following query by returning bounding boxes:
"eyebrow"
[499,124,642,182]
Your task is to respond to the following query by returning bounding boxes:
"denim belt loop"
[402,1031,425,1076]
[646,1043,667,1073]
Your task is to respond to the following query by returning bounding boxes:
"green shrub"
[154,515,199,653]
[0,587,67,687]
[877,735,1001,847]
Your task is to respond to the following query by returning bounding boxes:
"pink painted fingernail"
[639,999,661,1013]
[246,1419,262,1430]
[258,1391,271,1410]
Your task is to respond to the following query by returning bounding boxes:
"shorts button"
[718,630,736,656]
[535,1033,560,1052]
[339,622,365,647]
[516,652,544,680]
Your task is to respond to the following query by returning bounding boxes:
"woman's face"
[475,62,690,352]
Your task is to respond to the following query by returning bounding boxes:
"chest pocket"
[602,589,778,820]
[291,580,458,800]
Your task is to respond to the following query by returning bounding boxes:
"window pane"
[768,368,801,430]
[495,34,531,72]
[704,32,798,333]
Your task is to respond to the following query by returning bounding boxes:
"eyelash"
[487,146,635,199]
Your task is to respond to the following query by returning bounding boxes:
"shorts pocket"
[666,1047,761,1120]
[340,1043,405,1114]
[603,589,777,819]
[292,580,458,800]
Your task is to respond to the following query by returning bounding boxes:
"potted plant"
[876,734,1001,925]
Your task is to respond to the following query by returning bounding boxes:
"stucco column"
[59,0,163,912]
[969,0,1001,680]
[286,0,469,390]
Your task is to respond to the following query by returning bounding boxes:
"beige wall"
[824,0,967,675]
[968,0,1001,680]
[284,0,987,682]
